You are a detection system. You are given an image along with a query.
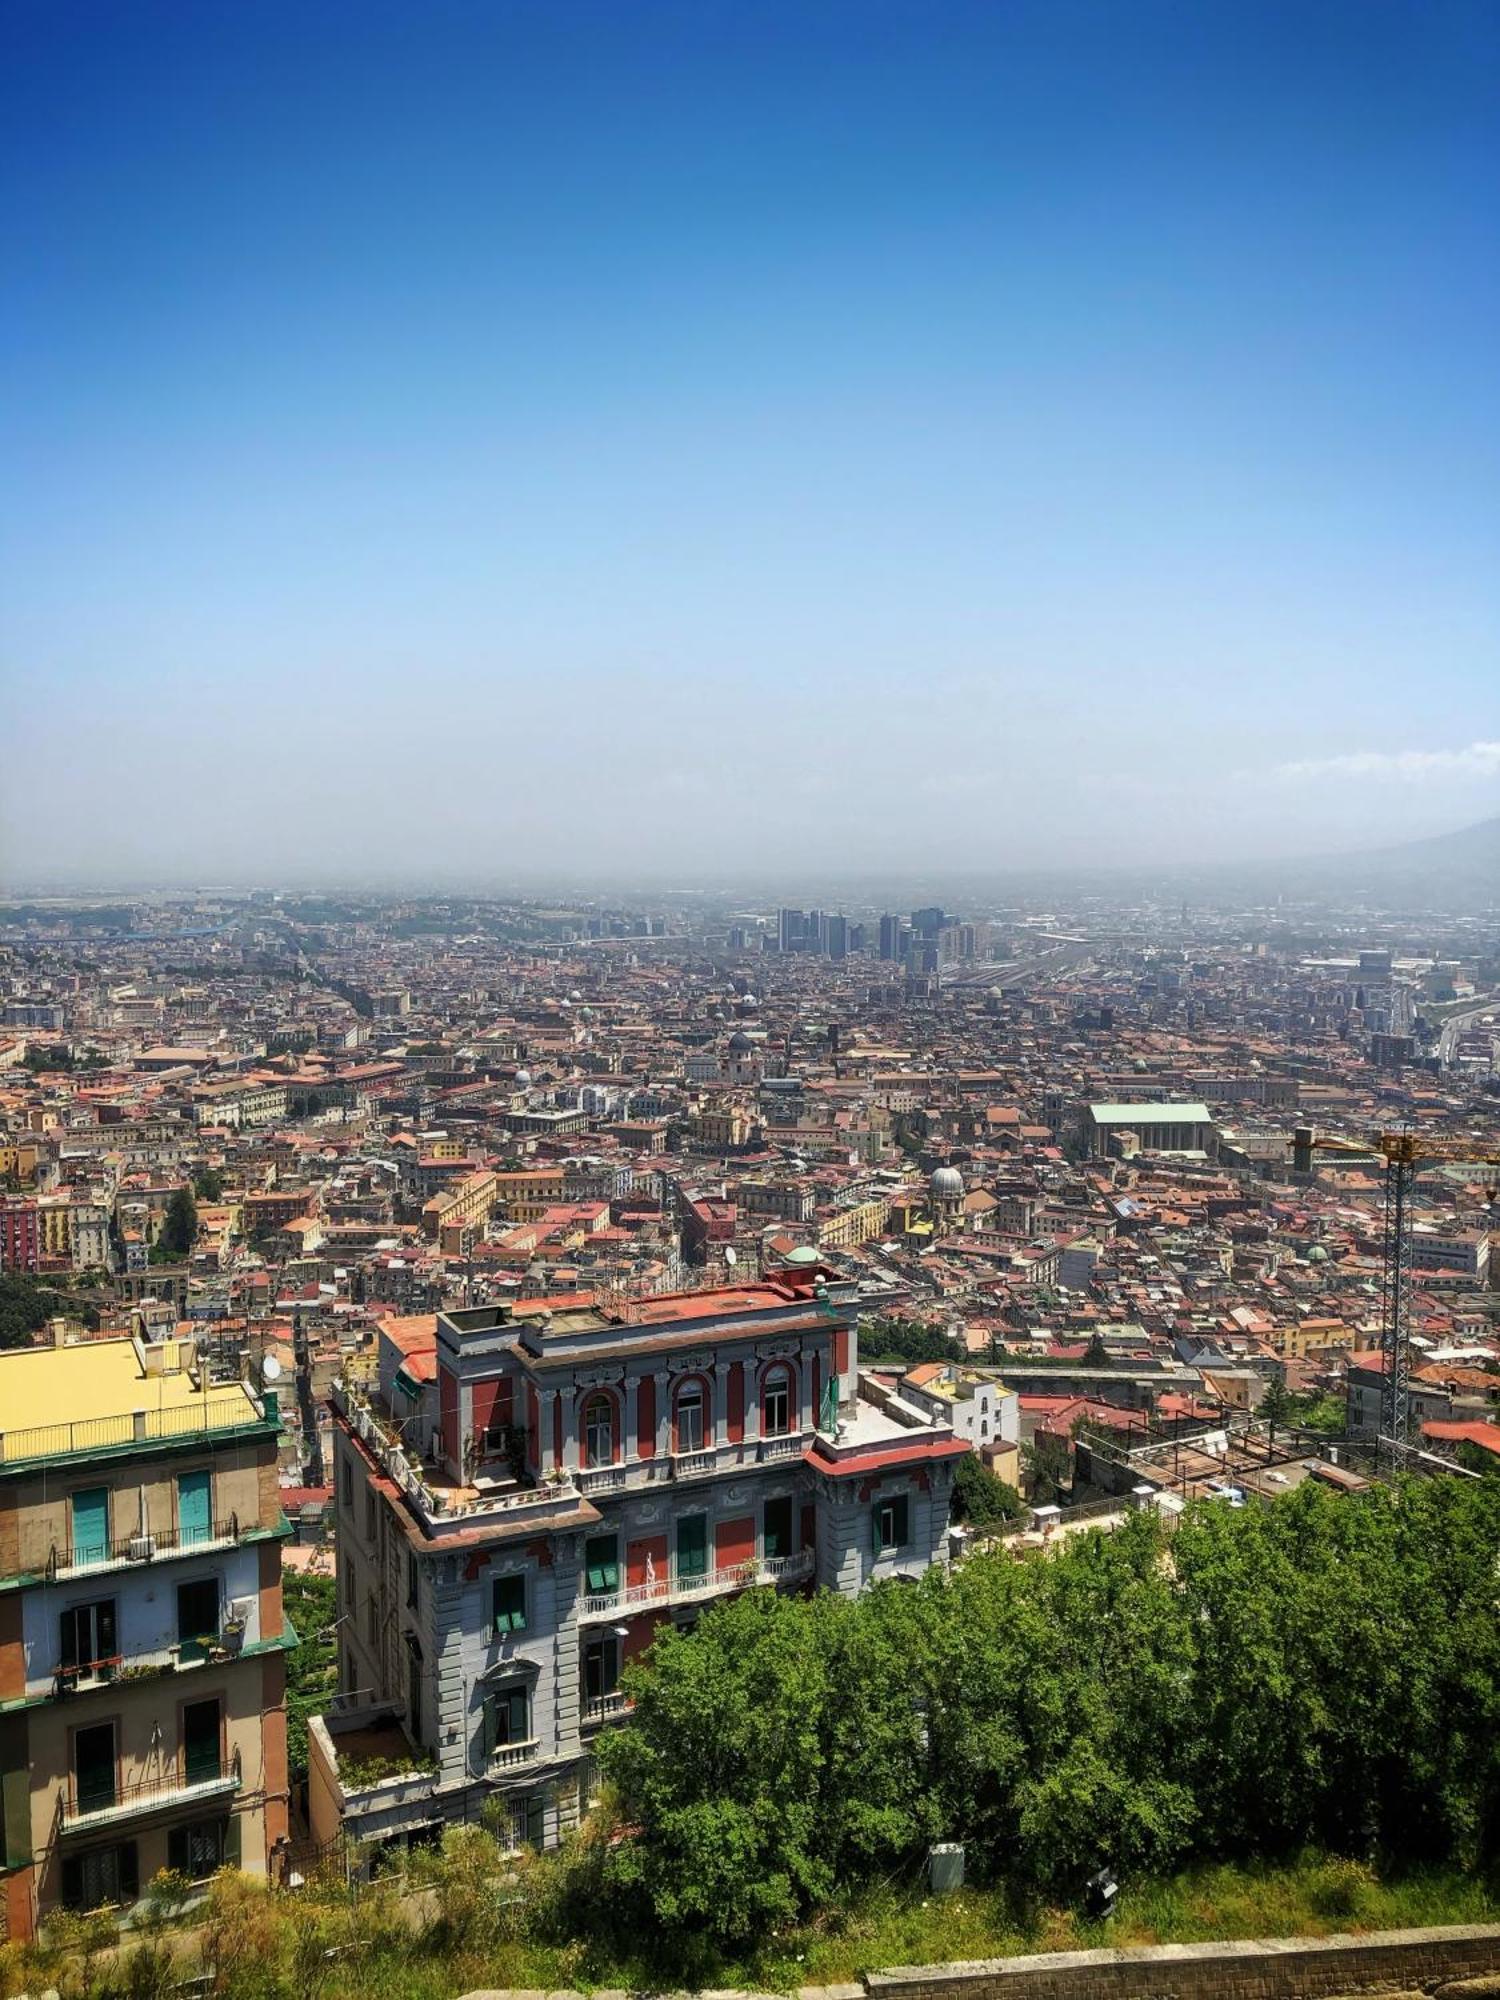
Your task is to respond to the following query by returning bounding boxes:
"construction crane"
[1292,1127,1500,1463]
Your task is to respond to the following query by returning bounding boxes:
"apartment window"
[339,1459,353,1511]
[674,1380,706,1454]
[583,1635,620,1704]
[182,1698,222,1785]
[61,1839,137,1912]
[176,1577,220,1655]
[761,1366,792,1437]
[60,1599,117,1678]
[492,1574,527,1635]
[582,1394,616,1468]
[70,1487,110,1567]
[406,1552,419,1611]
[168,1817,227,1882]
[584,1535,619,1594]
[676,1514,708,1581]
[72,1721,117,1816]
[486,1682,530,1750]
[367,1591,380,1649]
[875,1493,910,1556]
[763,1496,793,1563]
[364,1490,378,1543]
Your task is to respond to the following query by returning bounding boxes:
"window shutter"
[223,1811,241,1870]
[99,1599,117,1661]
[168,1825,188,1875]
[482,1699,497,1757]
[62,1853,82,1908]
[119,1840,140,1901]
[636,1376,656,1457]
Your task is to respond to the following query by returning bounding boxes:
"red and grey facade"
[316,1268,963,1856]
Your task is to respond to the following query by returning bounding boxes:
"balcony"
[53,1623,253,1699]
[582,1691,630,1726]
[60,1749,242,1832]
[669,1448,718,1480]
[757,1433,806,1464]
[576,1464,628,1496]
[579,1548,814,1622]
[486,1739,538,1774]
[46,1515,248,1583]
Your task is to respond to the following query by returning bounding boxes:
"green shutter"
[223,1811,242,1870]
[492,1575,527,1634]
[584,1535,618,1592]
[676,1515,707,1579]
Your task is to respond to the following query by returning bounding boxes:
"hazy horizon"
[4,0,1498,889]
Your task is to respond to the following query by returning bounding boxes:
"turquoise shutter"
[72,1488,109,1566]
[177,1470,212,1546]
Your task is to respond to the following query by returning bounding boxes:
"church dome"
[929,1166,965,1199]
[728,1030,754,1052]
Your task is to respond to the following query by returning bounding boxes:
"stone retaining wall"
[460,1923,1500,2000]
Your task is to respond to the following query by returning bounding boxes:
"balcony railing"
[0,1395,270,1468]
[582,1691,630,1725]
[55,1627,249,1697]
[486,1739,539,1773]
[576,1464,627,1495]
[757,1433,805,1463]
[61,1748,242,1830]
[47,1516,242,1581]
[669,1448,717,1480]
[579,1548,814,1621]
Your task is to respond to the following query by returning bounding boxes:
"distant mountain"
[1216,814,1500,913]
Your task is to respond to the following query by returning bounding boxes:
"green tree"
[951,1450,1025,1529]
[284,1568,339,1784]
[193,1166,225,1202]
[158,1185,198,1259]
[1023,1430,1073,1505]
[1259,1376,1291,1428]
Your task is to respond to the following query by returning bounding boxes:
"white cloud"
[1270,740,1500,784]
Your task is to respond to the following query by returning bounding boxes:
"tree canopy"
[596,1475,1500,1948]
[159,1185,199,1258]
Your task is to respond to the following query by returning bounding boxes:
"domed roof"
[738,993,759,1011]
[929,1166,965,1198]
[1306,1244,1329,1263]
[784,1244,820,1266]
[513,1068,533,1089]
[727,1030,754,1052]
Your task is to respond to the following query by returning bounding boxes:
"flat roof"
[1089,1102,1214,1124]
[0,1338,266,1466]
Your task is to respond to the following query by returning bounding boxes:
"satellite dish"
[262,1355,283,1382]
[723,1246,738,1267]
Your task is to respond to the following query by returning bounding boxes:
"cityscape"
[3,0,1499,1996]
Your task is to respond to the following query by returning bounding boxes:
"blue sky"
[2,0,1497,887]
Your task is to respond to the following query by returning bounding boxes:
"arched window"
[582,1393,616,1468]
[761,1365,793,1438]
[674,1379,708,1455]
